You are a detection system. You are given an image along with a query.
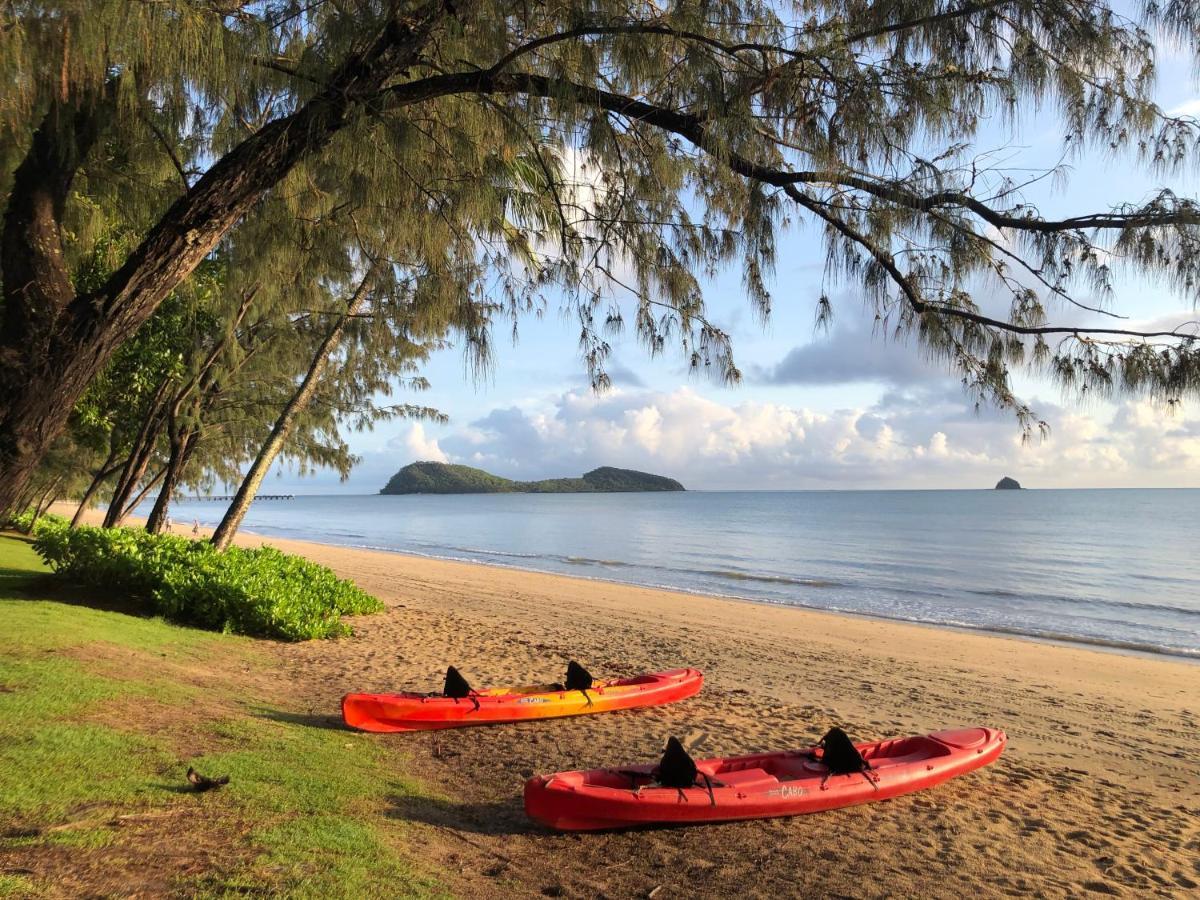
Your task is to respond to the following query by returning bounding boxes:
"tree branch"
[783,185,1192,340]
[387,69,1200,232]
[380,68,1200,344]
[71,2,450,348]
[841,0,1020,45]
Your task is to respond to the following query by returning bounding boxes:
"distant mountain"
[380,462,685,494]
[994,476,1022,490]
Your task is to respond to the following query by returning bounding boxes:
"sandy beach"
[65,510,1200,897]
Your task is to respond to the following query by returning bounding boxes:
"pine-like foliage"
[5,1,1200,511]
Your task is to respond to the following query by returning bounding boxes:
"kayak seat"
[863,736,952,763]
[755,757,816,778]
[928,728,990,750]
[710,768,777,791]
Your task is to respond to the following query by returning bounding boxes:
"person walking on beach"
[193,519,200,536]
[164,515,172,533]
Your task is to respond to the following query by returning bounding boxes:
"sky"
[270,33,1200,494]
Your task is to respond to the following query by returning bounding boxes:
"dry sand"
[72,511,1200,897]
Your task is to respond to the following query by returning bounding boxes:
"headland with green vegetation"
[380,462,685,495]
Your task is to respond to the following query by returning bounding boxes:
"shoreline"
[55,502,1200,662]
[334,538,1200,663]
[57,504,1200,671]
[197,518,1200,663]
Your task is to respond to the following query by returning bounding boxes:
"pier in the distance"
[192,495,294,501]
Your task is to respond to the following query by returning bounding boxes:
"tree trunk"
[210,271,375,551]
[30,475,65,528]
[0,85,110,519]
[113,466,167,526]
[70,447,122,527]
[0,8,448,517]
[146,429,197,534]
[104,431,161,527]
[102,378,171,527]
[12,483,39,517]
[35,485,57,517]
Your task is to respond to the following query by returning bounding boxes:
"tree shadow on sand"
[385,793,542,837]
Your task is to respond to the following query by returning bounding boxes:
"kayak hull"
[524,727,1006,830]
[342,667,703,732]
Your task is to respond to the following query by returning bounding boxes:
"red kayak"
[525,726,1006,830]
[342,667,703,732]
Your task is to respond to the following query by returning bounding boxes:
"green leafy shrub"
[32,520,382,640]
[3,508,36,533]
[2,509,66,534]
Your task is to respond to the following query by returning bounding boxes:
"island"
[381,462,685,494]
[994,476,1023,490]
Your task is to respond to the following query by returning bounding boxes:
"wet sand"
[70,510,1200,897]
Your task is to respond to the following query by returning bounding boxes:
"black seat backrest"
[656,736,698,788]
[443,665,473,699]
[819,726,871,774]
[564,660,593,692]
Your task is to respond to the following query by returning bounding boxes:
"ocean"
[152,489,1200,659]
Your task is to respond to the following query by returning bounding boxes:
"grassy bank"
[0,535,442,898]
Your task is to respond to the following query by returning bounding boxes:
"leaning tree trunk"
[104,435,160,527]
[12,486,36,517]
[103,383,171,527]
[0,10,448,518]
[118,467,166,525]
[210,271,374,551]
[145,429,198,534]
[70,445,122,527]
[29,474,65,528]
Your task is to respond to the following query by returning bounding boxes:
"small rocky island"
[381,462,685,494]
[994,476,1023,490]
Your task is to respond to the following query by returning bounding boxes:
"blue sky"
[271,40,1200,493]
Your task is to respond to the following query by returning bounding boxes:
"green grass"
[0,534,442,898]
[0,536,220,655]
[0,873,38,898]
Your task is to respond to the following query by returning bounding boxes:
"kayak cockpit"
[590,736,960,793]
[859,735,954,767]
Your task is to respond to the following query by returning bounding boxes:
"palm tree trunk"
[210,270,374,551]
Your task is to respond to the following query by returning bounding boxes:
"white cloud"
[1168,98,1200,118]
[392,422,447,463]
[429,387,1200,489]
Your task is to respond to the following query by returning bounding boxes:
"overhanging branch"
[378,67,1200,344]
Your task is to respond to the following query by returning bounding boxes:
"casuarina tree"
[4,1,1200,516]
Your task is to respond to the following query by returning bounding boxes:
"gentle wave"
[699,569,843,588]
[961,586,1200,619]
[929,622,1200,660]
[447,545,543,560]
[564,556,636,567]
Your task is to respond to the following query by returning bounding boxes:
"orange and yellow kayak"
[342,667,703,732]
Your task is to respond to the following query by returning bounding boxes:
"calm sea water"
[152,490,1200,658]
